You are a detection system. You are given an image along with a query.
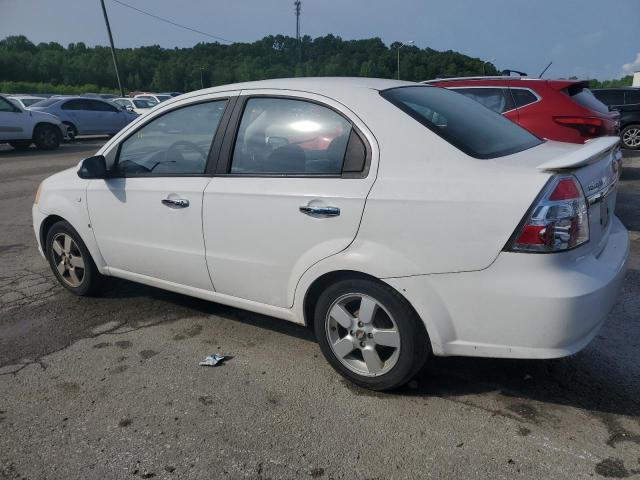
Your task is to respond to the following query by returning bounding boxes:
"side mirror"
[125,105,134,112]
[78,155,108,179]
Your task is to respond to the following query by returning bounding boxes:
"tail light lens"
[553,116,607,139]
[506,175,589,253]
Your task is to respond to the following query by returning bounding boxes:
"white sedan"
[112,97,157,115]
[32,78,629,390]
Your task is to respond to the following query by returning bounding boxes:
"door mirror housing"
[78,155,108,179]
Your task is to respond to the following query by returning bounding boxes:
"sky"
[0,0,638,80]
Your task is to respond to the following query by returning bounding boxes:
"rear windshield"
[566,85,609,114]
[381,86,542,159]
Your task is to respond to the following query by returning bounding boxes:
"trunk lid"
[496,136,622,255]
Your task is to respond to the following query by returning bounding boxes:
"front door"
[203,93,376,307]
[87,97,231,290]
[0,97,29,141]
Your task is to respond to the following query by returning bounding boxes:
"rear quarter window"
[381,86,542,159]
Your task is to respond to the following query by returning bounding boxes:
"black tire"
[45,220,102,296]
[33,124,61,150]
[314,278,429,391]
[621,124,640,150]
[9,140,32,150]
[63,122,77,141]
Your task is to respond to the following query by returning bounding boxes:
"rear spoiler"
[537,137,620,170]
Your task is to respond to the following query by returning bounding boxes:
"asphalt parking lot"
[1,140,639,480]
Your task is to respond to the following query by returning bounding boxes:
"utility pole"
[200,67,204,89]
[294,0,301,61]
[99,0,125,97]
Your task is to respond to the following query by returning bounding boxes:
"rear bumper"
[384,215,630,359]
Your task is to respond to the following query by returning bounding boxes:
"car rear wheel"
[33,124,61,150]
[63,122,77,141]
[9,140,32,150]
[621,124,640,150]
[46,221,102,296]
[314,278,429,391]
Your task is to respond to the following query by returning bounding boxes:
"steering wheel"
[166,140,208,161]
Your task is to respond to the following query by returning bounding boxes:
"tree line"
[0,35,631,95]
[0,34,500,94]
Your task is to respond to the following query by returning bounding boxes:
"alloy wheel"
[623,127,640,148]
[37,127,57,148]
[325,293,401,377]
[51,233,85,287]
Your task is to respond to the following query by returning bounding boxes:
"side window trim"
[214,94,371,178]
[110,97,235,178]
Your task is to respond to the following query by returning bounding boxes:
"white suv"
[32,78,629,390]
[0,94,66,150]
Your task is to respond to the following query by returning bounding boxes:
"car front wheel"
[621,124,640,150]
[33,124,61,150]
[46,221,102,296]
[314,278,429,391]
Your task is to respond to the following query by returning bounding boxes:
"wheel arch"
[32,121,62,138]
[301,269,437,351]
[39,214,66,255]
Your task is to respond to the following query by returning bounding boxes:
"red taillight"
[506,175,589,253]
[553,116,606,139]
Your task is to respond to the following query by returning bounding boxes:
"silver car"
[30,96,138,140]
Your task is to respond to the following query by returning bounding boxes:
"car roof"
[592,87,639,91]
[178,77,417,104]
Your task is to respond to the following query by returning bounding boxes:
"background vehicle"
[0,94,65,150]
[134,93,172,103]
[33,79,628,391]
[82,93,118,100]
[113,97,157,115]
[425,77,619,144]
[29,96,138,140]
[592,87,640,149]
[160,92,183,98]
[8,95,46,109]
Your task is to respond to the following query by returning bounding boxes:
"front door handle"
[162,197,189,208]
[299,204,340,218]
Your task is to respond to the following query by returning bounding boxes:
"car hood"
[29,109,63,124]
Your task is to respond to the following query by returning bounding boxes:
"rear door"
[61,99,95,134]
[87,99,125,134]
[202,92,377,307]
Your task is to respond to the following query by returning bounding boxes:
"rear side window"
[592,90,624,106]
[511,88,538,108]
[625,90,640,105]
[381,86,542,159]
[88,100,118,112]
[568,86,610,113]
[452,88,514,113]
[230,97,356,175]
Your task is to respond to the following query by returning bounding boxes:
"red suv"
[424,77,619,144]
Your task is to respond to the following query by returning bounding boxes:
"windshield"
[30,98,59,108]
[381,86,542,159]
[133,99,156,108]
[20,98,44,107]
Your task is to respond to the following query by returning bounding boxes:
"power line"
[110,0,234,44]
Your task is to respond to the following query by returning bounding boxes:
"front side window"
[230,98,354,175]
[625,90,640,105]
[115,100,227,176]
[381,86,542,159]
[453,88,514,113]
[62,99,89,111]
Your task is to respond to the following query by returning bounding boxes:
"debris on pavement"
[199,353,229,367]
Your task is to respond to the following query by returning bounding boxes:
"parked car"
[134,93,172,104]
[424,77,619,144]
[112,97,157,115]
[592,87,640,150]
[0,94,66,150]
[8,95,46,109]
[160,92,184,98]
[29,96,138,140]
[33,78,628,390]
[82,93,118,100]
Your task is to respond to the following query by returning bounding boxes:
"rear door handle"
[162,197,190,208]
[299,204,340,218]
